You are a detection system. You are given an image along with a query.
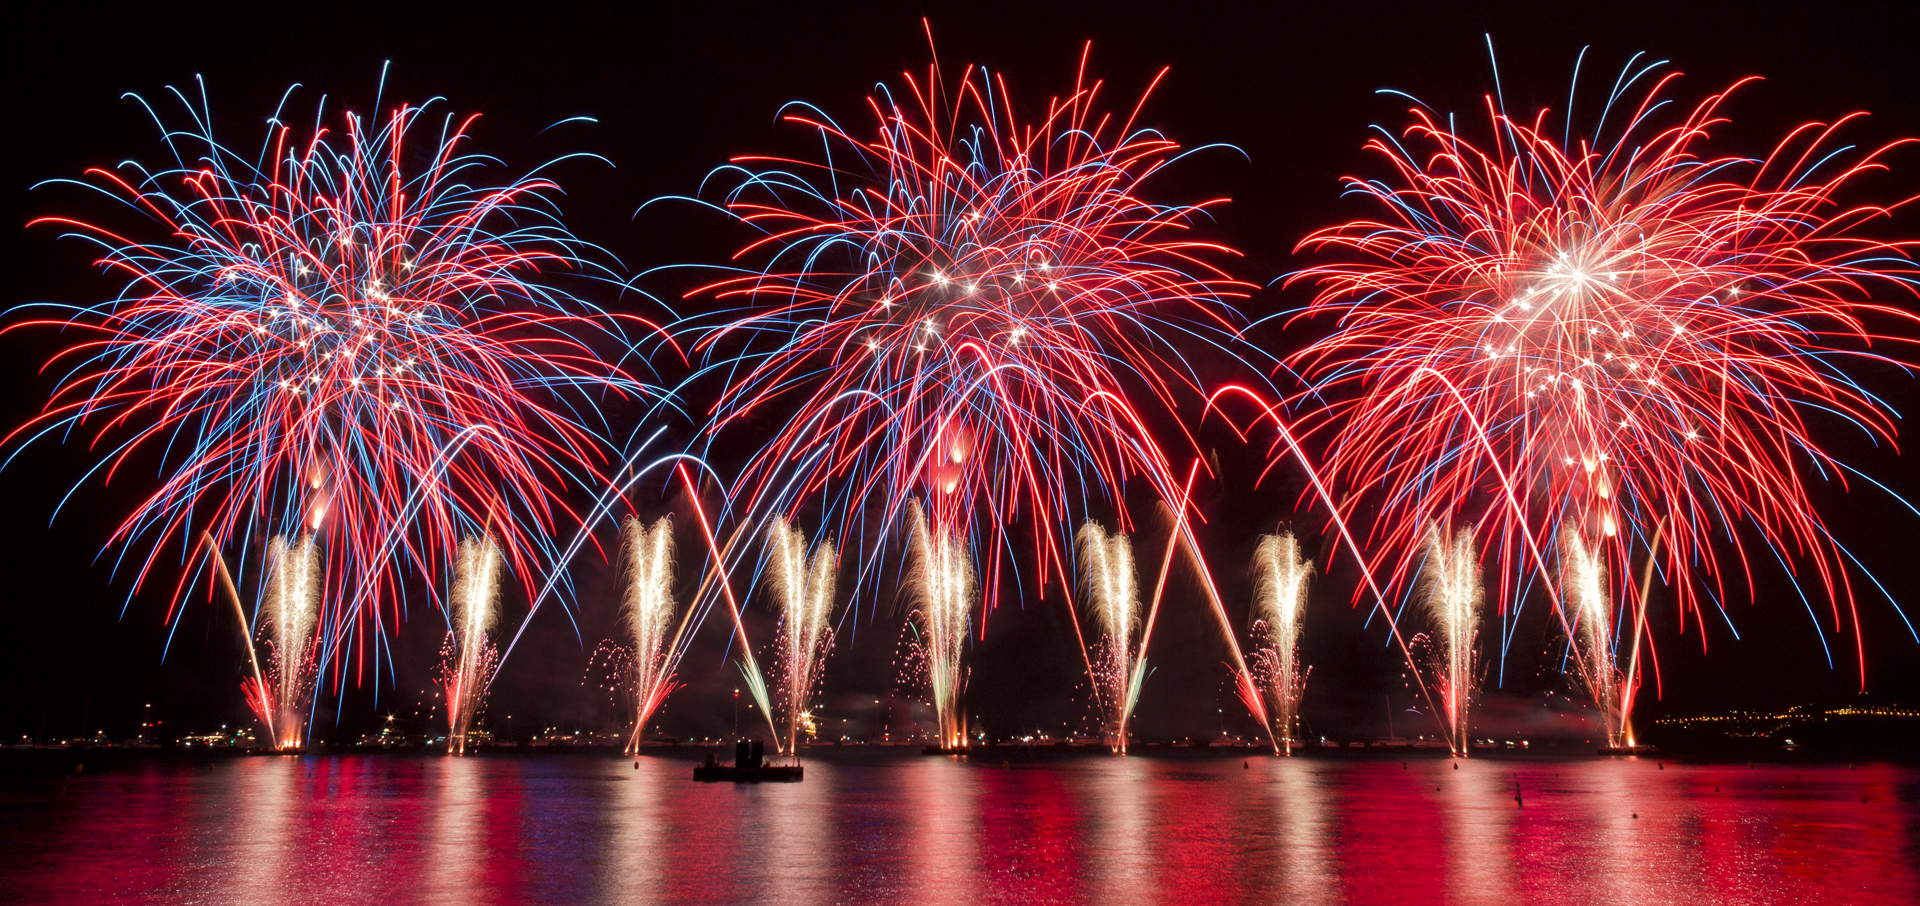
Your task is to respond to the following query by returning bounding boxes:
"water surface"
[2,750,1914,905]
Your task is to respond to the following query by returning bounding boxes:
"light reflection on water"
[2,752,1915,905]
[1437,754,1514,904]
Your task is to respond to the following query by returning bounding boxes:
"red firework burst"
[1283,58,1920,706]
[689,43,1251,609]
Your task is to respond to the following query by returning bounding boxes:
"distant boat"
[693,740,803,783]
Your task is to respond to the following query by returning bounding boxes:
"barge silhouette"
[693,740,802,782]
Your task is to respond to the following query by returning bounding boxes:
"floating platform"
[1598,745,1659,756]
[694,739,803,782]
[922,745,969,755]
[693,763,803,783]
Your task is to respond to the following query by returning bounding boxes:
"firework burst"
[682,43,1252,620]
[674,43,1271,741]
[1285,50,1920,726]
[11,78,654,695]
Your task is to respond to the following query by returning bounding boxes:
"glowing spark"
[1250,533,1312,755]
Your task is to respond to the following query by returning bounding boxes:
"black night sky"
[4,1,1919,750]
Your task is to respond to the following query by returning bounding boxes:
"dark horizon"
[5,1,1919,750]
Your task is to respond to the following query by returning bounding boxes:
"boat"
[693,740,803,782]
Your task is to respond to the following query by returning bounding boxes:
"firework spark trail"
[674,464,781,744]
[1078,520,1140,753]
[765,517,837,756]
[1207,385,1453,747]
[1284,50,1920,721]
[252,534,322,750]
[206,532,274,744]
[1127,462,1203,746]
[442,535,501,755]
[906,501,974,750]
[8,77,655,699]
[617,516,681,755]
[1420,524,1481,756]
[677,42,1265,718]
[674,42,1289,738]
[1250,532,1312,755]
[1560,528,1624,746]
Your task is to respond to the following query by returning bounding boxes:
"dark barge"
[693,739,803,782]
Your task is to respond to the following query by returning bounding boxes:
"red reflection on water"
[1262,756,1339,899]
[1147,759,1254,902]
[975,757,1083,902]
[1437,759,1517,904]
[904,755,978,906]
[4,753,1917,905]
[1079,756,1156,905]
[1327,758,1451,904]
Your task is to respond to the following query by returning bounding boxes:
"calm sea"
[2,750,1914,904]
